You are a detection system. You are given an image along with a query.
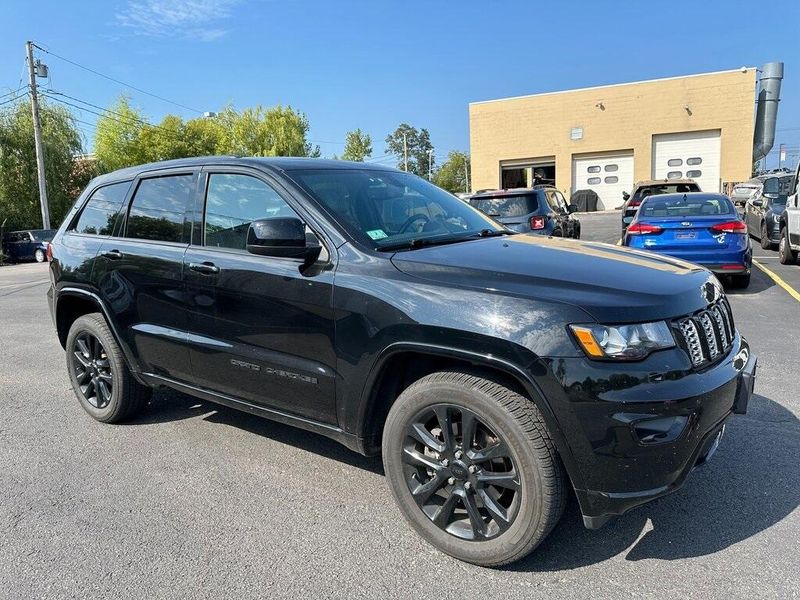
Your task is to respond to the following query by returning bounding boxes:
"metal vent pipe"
[753,62,784,163]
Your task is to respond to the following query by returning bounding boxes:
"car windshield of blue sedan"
[639,195,735,218]
[288,169,504,249]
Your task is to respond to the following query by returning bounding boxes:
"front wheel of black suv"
[66,313,151,423]
[382,370,566,567]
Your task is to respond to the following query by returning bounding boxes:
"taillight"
[710,220,747,234]
[626,223,663,235]
[628,199,642,208]
[530,216,546,230]
[46,242,53,262]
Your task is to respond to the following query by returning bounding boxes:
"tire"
[779,229,798,265]
[382,370,566,567]
[34,248,45,263]
[730,273,751,289]
[65,312,151,423]
[760,223,773,250]
[551,229,563,238]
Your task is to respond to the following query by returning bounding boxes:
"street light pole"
[464,156,469,193]
[26,41,50,230]
[427,149,433,180]
[403,133,408,172]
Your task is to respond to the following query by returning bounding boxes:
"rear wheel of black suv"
[382,370,566,567]
[66,313,150,423]
[760,222,774,250]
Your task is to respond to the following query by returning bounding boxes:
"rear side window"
[126,175,195,243]
[470,194,538,217]
[72,181,132,236]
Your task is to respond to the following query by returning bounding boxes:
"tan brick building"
[469,68,757,209]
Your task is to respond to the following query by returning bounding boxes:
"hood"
[390,235,717,323]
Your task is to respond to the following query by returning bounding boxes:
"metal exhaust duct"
[752,62,784,163]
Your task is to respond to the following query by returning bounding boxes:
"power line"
[0,93,27,108]
[33,42,203,114]
[0,86,26,100]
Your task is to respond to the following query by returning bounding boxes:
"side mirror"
[622,191,630,201]
[752,199,763,207]
[567,203,578,214]
[246,217,322,265]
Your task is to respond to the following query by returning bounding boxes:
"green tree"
[434,151,471,194]
[342,128,372,161]
[385,123,434,177]
[0,99,83,230]
[94,96,147,171]
[216,105,319,157]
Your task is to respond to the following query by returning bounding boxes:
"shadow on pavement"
[724,266,774,296]
[132,389,384,475]
[508,393,799,571]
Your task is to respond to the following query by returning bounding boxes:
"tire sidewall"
[65,315,126,422]
[383,380,549,565]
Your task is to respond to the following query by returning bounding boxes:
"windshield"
[639,195,735,218]
[287,169,503,249]
[469,194,538,217]
[633,183,700,201]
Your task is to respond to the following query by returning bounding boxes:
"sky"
[1,0,799,168]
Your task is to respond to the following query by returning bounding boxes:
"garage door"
[652,130,721,192]
[572,152,634,210]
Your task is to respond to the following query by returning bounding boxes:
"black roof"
[90,156,399,186]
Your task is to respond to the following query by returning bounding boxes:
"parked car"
[743,174,793,249]
[621,179,701,233]
[1,229,56,263]
[779,162,800,264]
[468,186,581,238]
[623,192,752,288]
[48,157,755,567]
[730,178,764,208]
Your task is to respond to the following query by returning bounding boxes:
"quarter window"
[667,158,683,167]
[126,175,195,243]
[204,173,299,250]
[72,181,132,236]
[687,157,702,166]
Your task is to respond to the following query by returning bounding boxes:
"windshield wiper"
[377,229,514,252]
[475,229,515,238]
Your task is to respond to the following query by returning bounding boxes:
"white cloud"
[116,0,242,41]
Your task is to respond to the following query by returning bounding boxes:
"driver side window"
[204,173,300,250]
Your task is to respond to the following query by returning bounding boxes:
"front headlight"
[570,321,675,360]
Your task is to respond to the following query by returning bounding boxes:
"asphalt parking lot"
[1,212,798,599]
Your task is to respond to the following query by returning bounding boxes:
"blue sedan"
[623,192,752,288]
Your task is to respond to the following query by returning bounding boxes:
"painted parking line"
[616,238,622,246]
[753,260,800,303]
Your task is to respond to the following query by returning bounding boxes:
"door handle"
[101,249,123,260]
[188,262,220,275]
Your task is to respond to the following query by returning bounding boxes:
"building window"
[604,176,619,184]
[687,157,702,166]
[667,171,683,179]
[587,177,602,185]
[686,170,702,178]
[604,164,618,172]
[667,158,683,167]
[587,166,601,173]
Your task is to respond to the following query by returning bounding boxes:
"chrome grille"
[675,298,736,367]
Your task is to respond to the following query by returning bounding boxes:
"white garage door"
[652,130,721,192]
[572,152,634,210]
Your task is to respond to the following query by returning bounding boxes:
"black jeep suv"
[48,157,756,567]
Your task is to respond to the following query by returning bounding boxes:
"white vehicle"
[780,163,800,264]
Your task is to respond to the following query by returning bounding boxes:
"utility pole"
[403,133,408,172]
[427,149,433,180]
[26,41,50,230]
[464,156,469,193]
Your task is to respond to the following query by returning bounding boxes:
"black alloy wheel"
[72,332,113,409]
[402,404,520,541]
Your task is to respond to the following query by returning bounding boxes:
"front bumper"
[541,335,756,529]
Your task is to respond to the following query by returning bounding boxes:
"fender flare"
[56,287,145,379]
[355,341,585,493]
